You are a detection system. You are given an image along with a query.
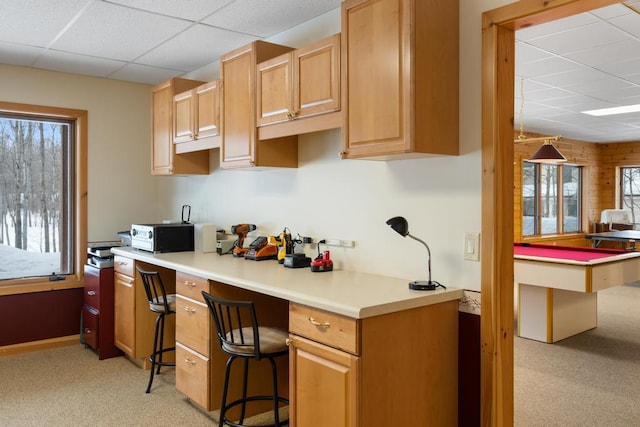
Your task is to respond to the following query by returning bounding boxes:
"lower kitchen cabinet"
[288,300,458,427]
[289,335,358,427]
[113,255,175,365]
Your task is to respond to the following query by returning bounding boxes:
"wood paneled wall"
[513,133,640,246]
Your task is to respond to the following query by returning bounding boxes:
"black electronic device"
[249,236,268,250]
[283,253,312,268]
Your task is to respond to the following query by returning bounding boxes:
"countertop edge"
[112,247,463,319]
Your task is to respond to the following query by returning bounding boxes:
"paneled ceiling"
[516,1,640,143]
[1,1,639,143]
[0,0,341,85]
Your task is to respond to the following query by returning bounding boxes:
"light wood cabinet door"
[220,41,298,169]
[151,77,208,175]
[173,89,196,144]
[257,52,293,126]
[114,271,135,357]
[341,0,458,160]
[294,33,340,119]
[196,81,220,139]
[289,335,359,427]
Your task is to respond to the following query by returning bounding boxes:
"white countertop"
[111,247,463,319]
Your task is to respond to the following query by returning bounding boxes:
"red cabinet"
[82,264,122,359]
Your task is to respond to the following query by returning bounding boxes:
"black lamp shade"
[527,142,566,163]
[386,216,409,236]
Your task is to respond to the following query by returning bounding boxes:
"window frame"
[522,160,584,237]
[0,101,87,296]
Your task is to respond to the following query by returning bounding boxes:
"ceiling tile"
[33,50,126,78]
[565,39,640,68]
[136,24,257,71]
[105,0,234,22]
[589,4,633,20]
[528,21,631,56]
[202,0,341,38]
[50,1,192,61]
[0,42,45,66]
[609,13,640,38]
[0,0,92,47]
[109,63,184,85]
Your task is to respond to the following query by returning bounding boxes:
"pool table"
[514,243,640,343]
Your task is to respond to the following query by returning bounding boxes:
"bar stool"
[202,291,289,427]
[137,266,176,393]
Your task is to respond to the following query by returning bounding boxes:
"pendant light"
[514,79,566,163]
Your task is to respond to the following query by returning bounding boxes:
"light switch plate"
[464,232,480,261]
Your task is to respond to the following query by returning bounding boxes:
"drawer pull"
[87,290,96,296]
[285,338,291,347]
[184,357,196,365]
[184,307,197,313]
[308,317,330,329]
[117,261,128,266]
[84,328,92,334]
[184,280,196,288]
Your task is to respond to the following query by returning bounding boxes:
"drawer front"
[176,296,210,356]
[176,271,209,302]
[82,305,99,350]
[114,255,134,277]
[83,267,101,308]
[176,343,210,410]
[289,303,359,355]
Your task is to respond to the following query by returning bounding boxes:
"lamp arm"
[407,233,431,284]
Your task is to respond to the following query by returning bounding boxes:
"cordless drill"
[231,224,257,257]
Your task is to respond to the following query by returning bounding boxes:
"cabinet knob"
[308,317,331,329]
[339,151,346,159]
[87,290,96,296]
[184,357,196,365]
[84,328,92,334]
[285,338,292,347]
[184,307,197,314]
[184,281,196,288]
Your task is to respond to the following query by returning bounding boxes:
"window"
[522,161,582,236]
[0,102,86,288]
[619,167,640,226]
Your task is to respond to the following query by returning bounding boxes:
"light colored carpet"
[515,283,640,426]
[0,345,285,426]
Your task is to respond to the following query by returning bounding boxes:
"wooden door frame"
[481,0,619,425]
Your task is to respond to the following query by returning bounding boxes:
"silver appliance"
[131,223,194,253]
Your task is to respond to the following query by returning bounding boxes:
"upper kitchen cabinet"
[341,0,459,160]
[257,34,341,141]
[220,41,298,169]
[151,78,209,175]
[173,80,221,154]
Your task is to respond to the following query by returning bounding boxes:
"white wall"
[0,64,155,241]
[164,3,519,290]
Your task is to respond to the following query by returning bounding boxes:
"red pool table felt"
[514,243,624,262]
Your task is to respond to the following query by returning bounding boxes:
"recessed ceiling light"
[582,104,640,117]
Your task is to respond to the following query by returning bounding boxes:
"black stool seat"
[202,291,289,427]
[137,266,176,394]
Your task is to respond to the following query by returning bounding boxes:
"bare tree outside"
[0,116,68,280]
[621,167,640,226]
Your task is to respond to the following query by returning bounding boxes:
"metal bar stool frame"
[202,290,289,427]
[137,266,176,394]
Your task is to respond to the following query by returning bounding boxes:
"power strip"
[324,239,355,248]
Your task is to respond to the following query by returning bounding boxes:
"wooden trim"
[0,335,80,357]
[481,1,619,425]
[0,278,83,296]
[0,101,88,292]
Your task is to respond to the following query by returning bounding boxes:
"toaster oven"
[131,223,194,253]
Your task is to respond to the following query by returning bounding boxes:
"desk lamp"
[386,216,445,291]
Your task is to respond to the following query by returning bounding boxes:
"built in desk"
[111,246,462,426]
